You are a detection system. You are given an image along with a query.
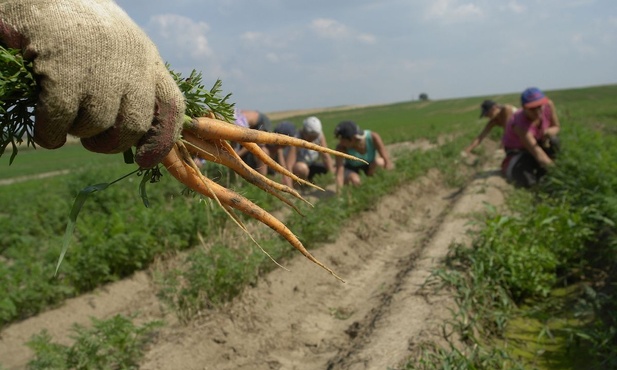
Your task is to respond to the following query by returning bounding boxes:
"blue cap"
[521,87,548,108]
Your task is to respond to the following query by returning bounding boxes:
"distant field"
[0,93,484,181]
[5,83,615,182]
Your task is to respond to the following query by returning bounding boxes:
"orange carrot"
[181,131,308,214]
[239,141,322,191]
[183,116,366,164]
[183,130,309,200]
[167,142,288,270]
[162,142,344,281]
[216,137,308,198]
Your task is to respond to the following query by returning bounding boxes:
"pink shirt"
[502,103,554,150]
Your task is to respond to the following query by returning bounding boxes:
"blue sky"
[116,0,617,113]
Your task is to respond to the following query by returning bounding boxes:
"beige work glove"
[0,0,185,168]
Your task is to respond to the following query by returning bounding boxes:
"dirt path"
[0,169,71,186]
[0,143,508,370]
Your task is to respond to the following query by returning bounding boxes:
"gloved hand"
[0,0,186,168]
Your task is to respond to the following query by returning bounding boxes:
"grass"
[0,144,124,179]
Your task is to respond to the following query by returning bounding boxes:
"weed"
[329,306,354,320]
[26,314,163,370]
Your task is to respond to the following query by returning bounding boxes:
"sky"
[115,0,617,113]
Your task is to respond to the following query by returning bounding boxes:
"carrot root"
[162,142,344,282]
[181,132,309,214]
[239,141,323,191]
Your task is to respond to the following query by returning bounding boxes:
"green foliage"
[0,165,209,325]
[403,341,528,370]
[168,68,235,122]
[157,243,263,322]
[468,201,593,301]
[27,315,162,370]
[0,45,37,163]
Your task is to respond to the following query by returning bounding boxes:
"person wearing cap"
[333,121,393,191]
[233,109,273,175]
[285,116,335,184]
[501,87,561,187]
[264,121,299,187]
[463,100,518,155]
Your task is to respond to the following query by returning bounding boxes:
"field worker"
[501,87,561,187]
[233,109,273,175]
[233,109,272,132]
[0,0,186,169]
[265,121,298,188]
[285,116,335,184]
[333,121,393,191]
[463,100,518,155]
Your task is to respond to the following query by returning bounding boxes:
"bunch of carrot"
[164,114,364,281]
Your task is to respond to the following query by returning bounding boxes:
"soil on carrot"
[0,138,508,370]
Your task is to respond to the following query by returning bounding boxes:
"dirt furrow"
[140,168,465,370]
[325,180,466,370]
[327,159,506,370]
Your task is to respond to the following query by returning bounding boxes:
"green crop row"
[404,85,617,369]
[0,160,281,326]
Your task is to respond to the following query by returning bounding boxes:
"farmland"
[1,84,616,369]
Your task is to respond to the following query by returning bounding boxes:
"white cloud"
[240,31,262,42]
[236,32,299,67]
[310,18,376,44]
[239,28,304,51]
[148,14,212,59]
[357,33,377,45]
[425,0,483,23]
[506,0,526,14]
[311,18,351,39]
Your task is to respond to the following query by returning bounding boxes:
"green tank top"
[345,130,376,167]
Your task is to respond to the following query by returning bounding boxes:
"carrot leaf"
[168,66,235,123]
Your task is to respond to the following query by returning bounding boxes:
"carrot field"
[1,84,616,369]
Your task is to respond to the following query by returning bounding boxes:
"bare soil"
[0,138,509,370]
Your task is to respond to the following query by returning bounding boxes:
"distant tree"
[419,93,429,101]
